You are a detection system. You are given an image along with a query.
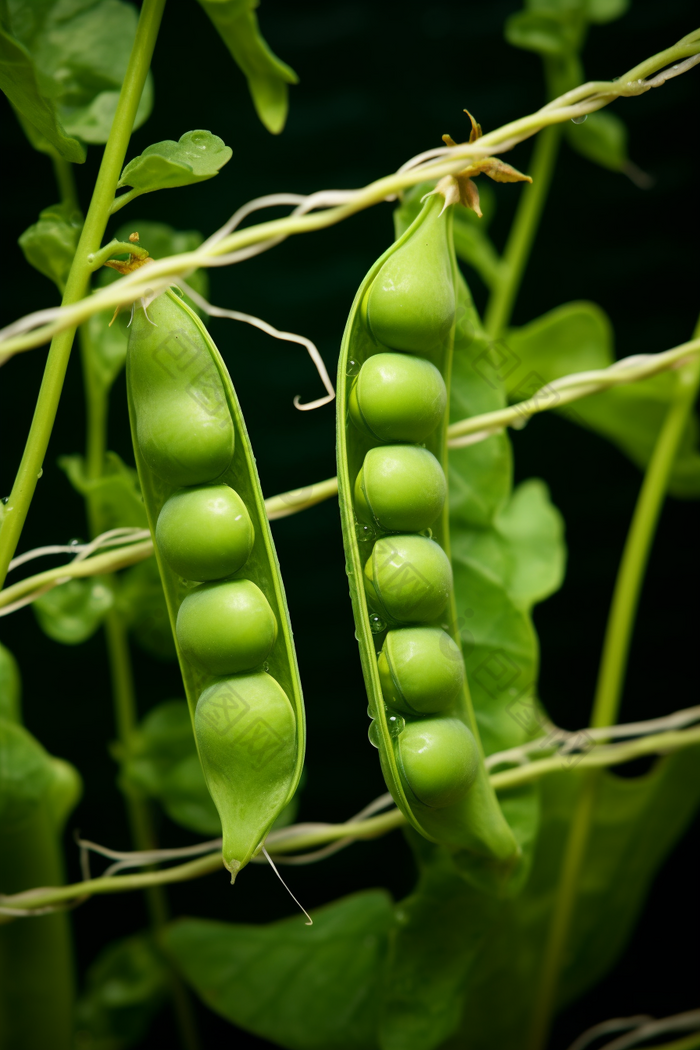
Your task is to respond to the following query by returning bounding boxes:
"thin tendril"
[179,281,335,410]
[262,847,313,925]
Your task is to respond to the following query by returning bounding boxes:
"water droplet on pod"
[419,528,433,539]
[367,704,374,719]
[355,522,375,543]
[37,468,43,478]
[1,497,10,505]
[368,721,380,748]
[387,714,405,738]
[346,358,361,377]
[263,661,270,672]
[571,114,587,124]
[368,613,386,634]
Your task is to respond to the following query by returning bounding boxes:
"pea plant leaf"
[196,0,298,134]
[33,578,114,646]
[117,559,177,661]
[165,891,394,1050]
[504,301,700,497]
[119,700,221,835]
[75,933,168,1049]
[0,642,22,724]
[18,203,83,291]
[0,0,153,156]
[59,452,147,532]
[116,131,233,199]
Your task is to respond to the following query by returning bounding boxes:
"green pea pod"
[337,192,520,878]
[126,289,305,881]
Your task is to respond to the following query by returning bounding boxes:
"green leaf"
[586,0,629,23]
[34,578,114,645]
[197,0,298,134]
[59,453,147,532]
[117,131,232,196]
[46,757,82,834]
[165,891,393,1050]
[2,0,153,154]
[566,110,628,172]
[117,559,176,661]
[0,719,55,826]
[18,202,83,290]
[0,641,22,724]
[75,933,168,1050]
[504,301,700,497]
[120,700,220,835]
[504,11,576,57]
[0,25,85,162]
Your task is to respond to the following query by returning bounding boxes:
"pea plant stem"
[527,322,700,1050]
[0,0,166,591]
[2,722,699,915]
[484,124,563,337]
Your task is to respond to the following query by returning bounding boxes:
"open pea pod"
[126,289,305,881]
[337,193,520,882]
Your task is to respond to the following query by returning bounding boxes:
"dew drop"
[1,496,9,505]
[355,522,375,543]
[387,714,405,738]
[419,528,433,539]
[571,114,587,124]
[68,537,83,547]
[368,721,380,748]
[367,704,374,719]
[346,358,361,377]
[37,468,43,479]
[369,613,386,634]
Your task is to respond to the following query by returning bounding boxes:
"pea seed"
[355,445,446,533]
[349,352,446,442]
[176,576,277,676]
[398,717,477,808]
[378,627,464,715]
[364,534,452,624]
[156,484,254,581]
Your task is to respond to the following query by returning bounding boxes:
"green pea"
[355,445,446,533]
[195,672,297,878]
[364,534,452,624]
[366,197,455,354]
[176,578,277,675]
[378,627,464,715]
[156,484,254,582]
[349,352,446,443]
[128,293,234,486]
[398,717,477,809]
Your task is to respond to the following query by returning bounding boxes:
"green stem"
[484,124,563,337]
[0,0,166,590]
[51,156,79,212]
[527,327,700,1050]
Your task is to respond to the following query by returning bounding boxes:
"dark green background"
[1,1,698,1046]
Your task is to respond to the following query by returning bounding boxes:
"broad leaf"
[33,577,113,645]
[0,642,22,724]
[59,453,147,532]
[566,110,628,172]
[117,131,232,197]
[120,700,220,835]
[0,719,55,826]
[18,203,83,290]
[504,301,700,497]
[75,933,168,1050]
[197,0,298,134]
[46,757,83,834]
[2,0,153,153]
[117,559,176,661]
[586,0,629,23]
[165,891,393,1050]
[504,11,577,57]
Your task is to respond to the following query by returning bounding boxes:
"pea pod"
[337,192,519,875]
[126,288,305,880]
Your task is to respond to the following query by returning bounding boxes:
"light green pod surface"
[355,445,446,532]
[364,534,452,625]
[349,352,446,443]
[127,289,304,878]
[156,484,255,582]
[378,627,464,715]
[336,193,519,874]
[195,673,296,878]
